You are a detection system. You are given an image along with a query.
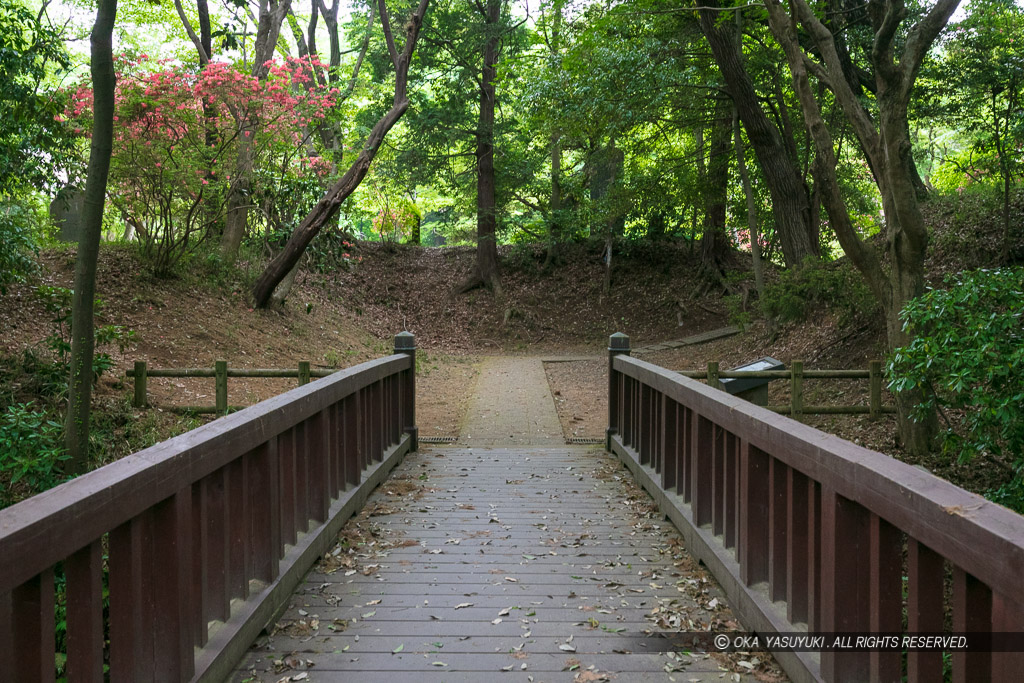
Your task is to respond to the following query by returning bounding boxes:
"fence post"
[707,361,720,390]
[607,332,631,452]
[869,361,881,419]
[298,361,310,386]
[215,360,227,414]
[791,360,803,416]
[394,332,418,452]
[133,361,147,408]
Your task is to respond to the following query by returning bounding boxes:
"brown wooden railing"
[127,359,346,413]
[605,333,1024,683]
[0,332,419,682]
[676,360,896,416]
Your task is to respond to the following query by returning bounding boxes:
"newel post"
[394,332,418,452]
[607,332,631,452]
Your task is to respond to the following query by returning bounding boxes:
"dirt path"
[459,356,565,446]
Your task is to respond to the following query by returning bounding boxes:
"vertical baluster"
[679,405,696,501]
[739,441,769,586]
[395,332,418,450]
[226,457,250,600]
[66,540,104,681]
[768,458,789,602]
[952,568,992,682]
[661,397,677,492]
[250,441,281,583]
[278,429,296,547]
[807,479,822,631]
[906,539,945,682]
[724,432,738,550]
[108,516,151,679]
[869,514,902,682]
[344,394,361,487]
[712,425,725,537]
[820,487,870,681]
[638,384,651,465]
[331,402,343,498]
[786,468,809,624]
[191,480,208,646]
[109,517,150,681]
[294,419,310,532]
[205,468,231,620]
[309,411,330,523]
[691,414,714,526]
[9,569,56,683]
[651,391,662,473]
[150,491,194,681]
[992,592,1024,680]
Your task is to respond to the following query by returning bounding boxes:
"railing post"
[298,361,310,386]
[215,360,227,414]
[394,332,418,452]
[869,360,881,418]
[607,332,630,452]
[133,361,147,408]
[707,361,720,390]
[791,360,803,416]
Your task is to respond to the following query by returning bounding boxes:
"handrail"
[605,333,1024,683]
[0,332,419,682]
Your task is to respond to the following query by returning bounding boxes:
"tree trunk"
[252,0,431,308]
[221,0,292,261]
[543,0,564,272]
[460,0,502,294]
[65,0,117,473]
[699,98,732,277]
[764,0,949,455]
[699,3,819,267]
[734,108,765,301]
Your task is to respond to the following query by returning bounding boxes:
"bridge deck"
[233,446,760,682]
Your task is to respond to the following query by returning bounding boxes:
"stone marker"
[49,186,85,243]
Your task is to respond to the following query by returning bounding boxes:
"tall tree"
[252,0,432,308]
[461,0,504,293]
[220,0,292,260]
[764,0,961,455]
[65,0,117,472]
[698,2,819,267]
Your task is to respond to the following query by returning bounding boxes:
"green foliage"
[0,198,42,293]
[888,267,1024,510]
[760,258,878,325]
[0,403,69,506]
[0,2,78,198]
[34,285,137,397]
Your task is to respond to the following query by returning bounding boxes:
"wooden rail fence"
[606,333,1024,683]
[127,360,344,413]
[677,360,896,416]
[0,332,419,682]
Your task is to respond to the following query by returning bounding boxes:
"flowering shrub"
[70,55,339,273]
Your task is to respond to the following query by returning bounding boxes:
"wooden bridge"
[2,333,1022,682]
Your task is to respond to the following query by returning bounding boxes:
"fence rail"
[676,360,895,416]
[605,332,1024,683]
[0,332,419,683]
[127,360,345,413]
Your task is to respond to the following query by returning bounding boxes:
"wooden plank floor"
[232,446,769,682]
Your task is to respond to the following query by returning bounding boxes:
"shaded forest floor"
[1,189,1020,507]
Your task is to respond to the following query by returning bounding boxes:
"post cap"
[608,332,630,352]
[394,331,416,351]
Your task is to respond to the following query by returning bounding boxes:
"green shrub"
[0,199,42,293]
[0,402,69,506]
[888,267,1024,511]
[760,257,878,325]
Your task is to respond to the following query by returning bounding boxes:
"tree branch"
[173,0,210,64]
